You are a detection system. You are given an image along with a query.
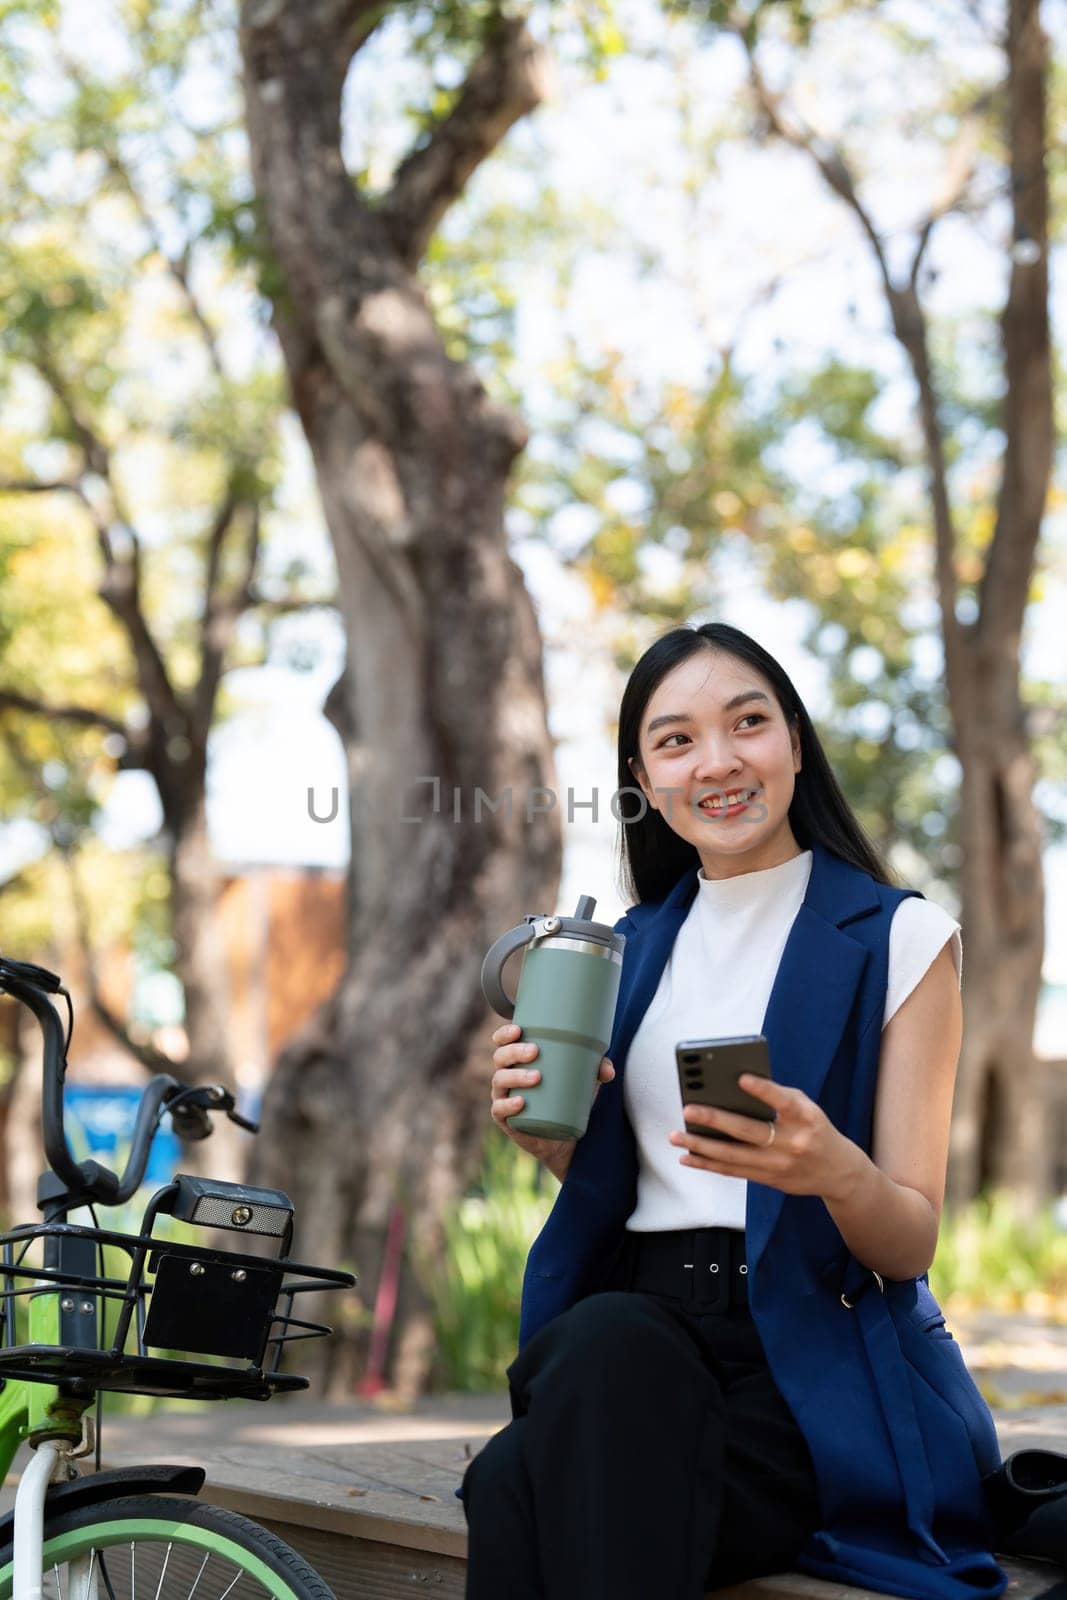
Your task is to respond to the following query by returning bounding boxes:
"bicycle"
[0,952,356,1600]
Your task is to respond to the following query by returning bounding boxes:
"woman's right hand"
[490,1022,615,1184]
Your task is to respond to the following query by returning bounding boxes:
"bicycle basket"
[0,1176,355,1401]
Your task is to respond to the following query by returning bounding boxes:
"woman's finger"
[679,1102,779,1145]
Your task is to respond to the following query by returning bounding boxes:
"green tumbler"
[481,896,626,1140]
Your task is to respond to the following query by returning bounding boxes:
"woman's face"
[628,650,803,878]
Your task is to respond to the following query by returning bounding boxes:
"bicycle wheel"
[0,1494,337,1600]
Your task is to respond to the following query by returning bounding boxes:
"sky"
[2,0,1065,1052]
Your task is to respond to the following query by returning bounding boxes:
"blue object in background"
[65,1085,182,1188]
[238,1086,262,1129]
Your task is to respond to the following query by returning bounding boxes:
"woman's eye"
[658,715,765,748]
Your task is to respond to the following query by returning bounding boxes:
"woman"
[460,622,1007,1600]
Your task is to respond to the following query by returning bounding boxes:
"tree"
[653,0,1058,1207]
[238,3,563,1395]
[0,3,327,1175]
[501,0,1064,1205]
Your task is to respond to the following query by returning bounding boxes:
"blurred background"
[0,0,1064,1405]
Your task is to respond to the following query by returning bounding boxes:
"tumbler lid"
[521,895,624,952]
[480,894,625,1019]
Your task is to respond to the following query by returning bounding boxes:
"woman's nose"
[692,739,742,780]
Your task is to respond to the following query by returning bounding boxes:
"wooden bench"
[82,1395,1067,1600]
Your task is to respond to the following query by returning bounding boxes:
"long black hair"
[614,623,896,905]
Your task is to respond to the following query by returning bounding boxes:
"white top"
[622,850,961,1234]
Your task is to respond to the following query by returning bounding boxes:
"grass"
[929,1190,1067,1321]
[411,1133,555,1392]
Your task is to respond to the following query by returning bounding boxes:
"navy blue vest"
[515,842,1007,1600]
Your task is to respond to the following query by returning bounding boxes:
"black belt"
[620,1226,748,1312]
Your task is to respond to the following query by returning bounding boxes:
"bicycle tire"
[0,1493,338,1600]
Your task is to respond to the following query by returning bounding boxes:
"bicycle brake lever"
[226,1108,260,1133]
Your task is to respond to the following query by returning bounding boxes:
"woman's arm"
[821,939,962,1280]
[671,939,963,1280]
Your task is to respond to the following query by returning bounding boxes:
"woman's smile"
[696,786,762,818]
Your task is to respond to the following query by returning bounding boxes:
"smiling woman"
[627,656,798,879]
[616,621,891,902]
[462,621,1004,1600]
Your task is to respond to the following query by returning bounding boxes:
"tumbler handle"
[480,923,538,1019]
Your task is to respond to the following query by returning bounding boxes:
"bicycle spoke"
[185,1551,211,1600]
[215,1568,243,1600]
[67,1543,99,1600]
[151,1543,172,1600]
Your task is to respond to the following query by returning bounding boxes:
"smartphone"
[675,1035,775,1144]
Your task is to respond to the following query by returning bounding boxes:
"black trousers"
[461,1228,822,1600]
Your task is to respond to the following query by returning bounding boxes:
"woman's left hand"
[669,1073,860,1201]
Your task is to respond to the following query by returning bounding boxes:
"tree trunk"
[169,798,246,1181]
[5,1008,47,1229]
[239,4,561,1395]
[943,0,1052,1213]
[945,638,1049,1210]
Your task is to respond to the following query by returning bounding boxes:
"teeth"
[700,789,755,811]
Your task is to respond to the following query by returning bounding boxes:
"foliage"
[930,1189,1067,1316]
[411,1129,555,1391]
[0,0,335,1015]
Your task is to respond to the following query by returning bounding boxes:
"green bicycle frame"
[0,1287,93,1479]
[0,1274,101,1492]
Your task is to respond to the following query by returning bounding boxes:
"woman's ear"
[627,753,654,809]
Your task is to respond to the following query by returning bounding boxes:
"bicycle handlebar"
[0,959,242,1208]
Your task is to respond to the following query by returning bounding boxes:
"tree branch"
[111,160,226,381]
[380,15,551,268]
[61,847,186,1079]
[908,90,992,290]
[54,45,227,381]
[1,720,176,1082]
[33,348,114,481]
[0,687,127,739]
[248,588,340,615]
[729,10,965,676]
[201,486,241,624]
[193,500,260,739]
[242,0,389,116]
[24,354,186,736]
[0,477,83,496]
[98,551,187,738]
[733,22,895,300]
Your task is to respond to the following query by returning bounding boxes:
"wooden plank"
[247,1516,466,1600]
[98,1429,492,1557]
[80,1397,1067,1600]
